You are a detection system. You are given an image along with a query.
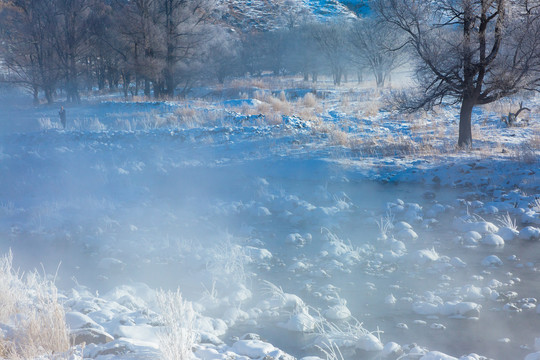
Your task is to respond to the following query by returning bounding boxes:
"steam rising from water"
[1,96,539,359]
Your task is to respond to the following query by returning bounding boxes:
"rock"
[323,304,351,320]
[278,312,317,332]
[480,234,505,247]
[382,342,403,358]
[356,333,384,351]
[519,226,540,241]
[426,204,447,218]
[65,311,104,331]
[413,301,440,315]
[85,338,160,358]
[396,228,418,242]
[241,333,261,341]
[463,231,482,245]
[479,205,499,214]
[467,221,499,234]
[286,233,306,247]
[481,255,503,267]
[231,340,279,359]
[498,227,519,241]
[430,323,447,330]
[70,328,114,345]
[423,191,436,200]
[194,347,222,360]
[394,221,413,231]
[245,246,272,261]
[419,351,457,359]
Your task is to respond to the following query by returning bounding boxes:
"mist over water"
[1,95,539,359]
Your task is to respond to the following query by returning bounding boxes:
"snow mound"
[231,340,280,359]
[519,226,540,241]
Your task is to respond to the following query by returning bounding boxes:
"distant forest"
[0,0,389,104]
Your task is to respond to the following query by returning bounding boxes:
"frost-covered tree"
[349,17,407,88]
[376,0,540,147]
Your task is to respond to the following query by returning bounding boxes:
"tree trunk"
[144,79,150,97]
[33,87,39,105]
[458,97,474,148]
[44,88,54,104]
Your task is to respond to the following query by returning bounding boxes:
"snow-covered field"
[1,81,539,360]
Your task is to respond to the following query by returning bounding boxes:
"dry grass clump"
[322,121,449,157]
[229,78,269,90]
[328,128,350,147]
[303,92,318,108]
[358,100,382,118]
[529,133,540,150]
[513,142,539,164]
[156,288,197,360]
[0,251,70,359]
[268,95,292,114]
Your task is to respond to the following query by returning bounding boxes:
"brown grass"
[0,251,70,359]
[303,93,318,108]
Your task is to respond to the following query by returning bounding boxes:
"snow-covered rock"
[231,340,281,359]
[396,228,418,242]
[355,333,384,351]
[468,221,499,234]
[498,226,519,241]
[65,311,105,332]
[481,255,503,267]
[419,351,457,360]
[463,231,482,245]
[324,304,351,320]
[519,226,540,241]
[381,342,402,358]
[480,233,504,247]
[278,311,318,332]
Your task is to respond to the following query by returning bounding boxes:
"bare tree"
[153,0,218,97]
[54,0,92,103]
[114,0,163,97]
[376,0,540,147]
[0,0,59,104]
[349,17,406,88]
[311,21,350,85]
[204,27,241,83]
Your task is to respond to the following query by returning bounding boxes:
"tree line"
[0,0,402,104]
